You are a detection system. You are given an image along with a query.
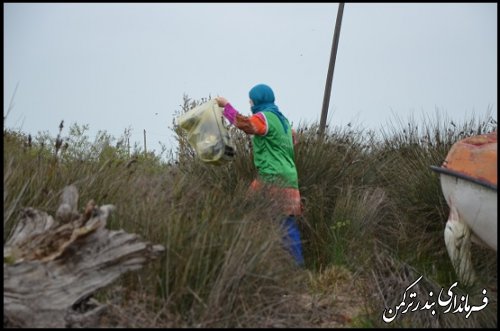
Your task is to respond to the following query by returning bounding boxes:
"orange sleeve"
[234,112,268,136]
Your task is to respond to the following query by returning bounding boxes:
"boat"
[430,130,497,285]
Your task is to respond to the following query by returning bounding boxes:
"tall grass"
[3,101,497,327]
[355,110,497,328]
[4,117,307,328]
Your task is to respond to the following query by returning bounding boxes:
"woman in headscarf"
[215,84,304,267]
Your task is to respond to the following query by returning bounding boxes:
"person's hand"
[215,97,229,107]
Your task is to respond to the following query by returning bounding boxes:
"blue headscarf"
[249,84,289,133]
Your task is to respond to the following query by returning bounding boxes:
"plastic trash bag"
[177,99,236,165]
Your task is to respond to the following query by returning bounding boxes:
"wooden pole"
[143,129,147,157]
[319,2,345,136]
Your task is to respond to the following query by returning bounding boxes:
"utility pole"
[143,129,147,157]
[319,2,345,137]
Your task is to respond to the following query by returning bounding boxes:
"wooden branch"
[3,185,165,328]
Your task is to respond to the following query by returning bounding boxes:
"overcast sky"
[4,3,497,156]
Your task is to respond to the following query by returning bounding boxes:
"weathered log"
[3,185,165,328]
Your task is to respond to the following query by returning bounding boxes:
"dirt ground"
[295,265,372,327]
[98,265,373,328]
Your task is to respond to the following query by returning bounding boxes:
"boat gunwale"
[430,165,498,192]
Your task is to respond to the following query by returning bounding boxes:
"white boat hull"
[440,173,497,251]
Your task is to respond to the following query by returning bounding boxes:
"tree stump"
[3,185,165,328]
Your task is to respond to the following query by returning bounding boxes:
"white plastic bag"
[177,99,235,165]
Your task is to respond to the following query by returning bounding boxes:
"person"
[215,83,305,267]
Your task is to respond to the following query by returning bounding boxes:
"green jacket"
[252,111,299,189]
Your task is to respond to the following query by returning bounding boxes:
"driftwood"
[3,185,165,328]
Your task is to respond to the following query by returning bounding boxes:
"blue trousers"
[282,216,305,267]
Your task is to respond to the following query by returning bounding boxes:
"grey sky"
[4,3,497,156]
